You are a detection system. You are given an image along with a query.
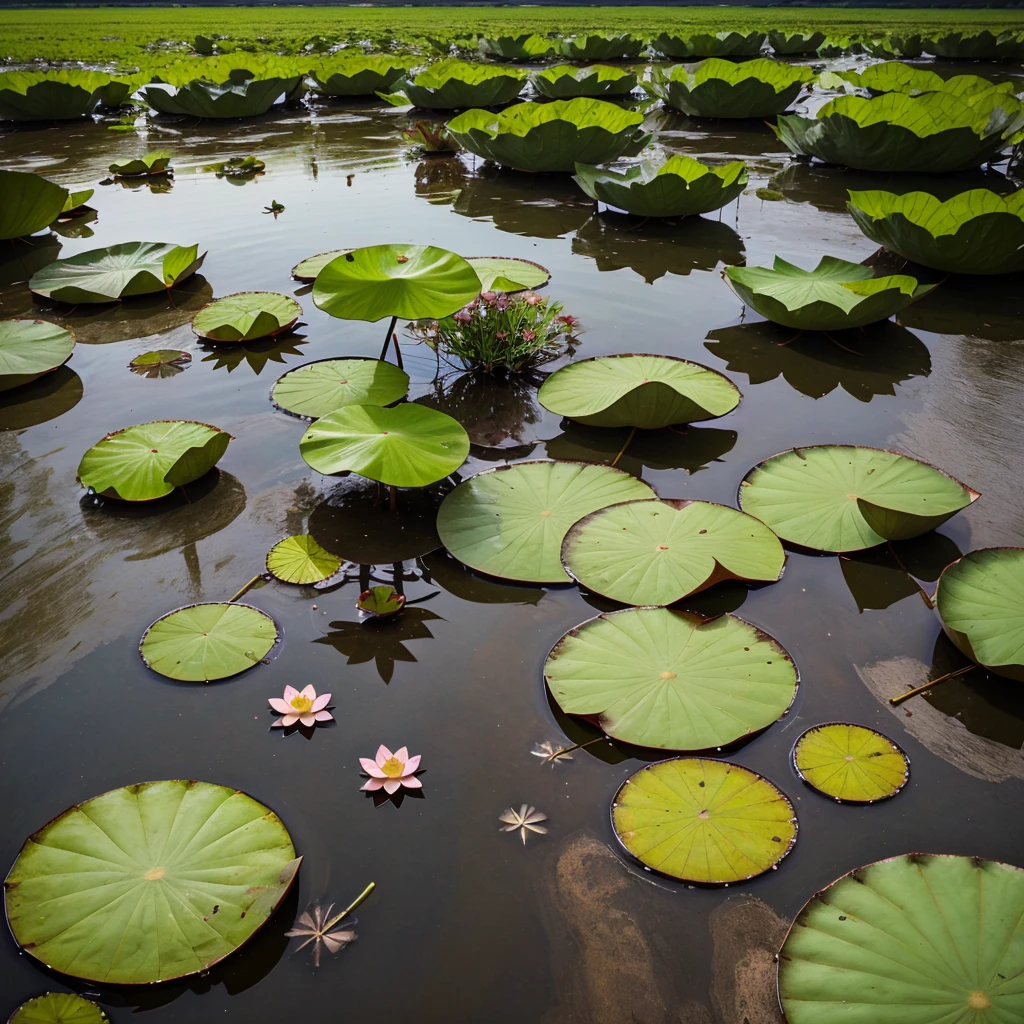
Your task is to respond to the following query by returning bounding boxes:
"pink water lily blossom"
[270,685,333,727]
[360,744,422,794]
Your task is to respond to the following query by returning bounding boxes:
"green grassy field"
[1,6,1023,68]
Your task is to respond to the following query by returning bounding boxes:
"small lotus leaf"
[738,444,979,552]
[779,854,1024,1024]
[612,757,797,883]
[5,780,298,982]
[272,357,409,419]
[60,188,95,215]
[128,349,191,378]
[768,31,827,55]
[78,420,231,501]
[532,64,638,100]
[30,241,206,304]
[792,722,909,801]
[465,256,551,292]
[0,169,68,241]
[141,75,302,119]
[0,70,117,121]
[291,248,353,281]
[313,244,481,322]
[838,61,1014,98]
[0,319,75,391]
[193,292,302,342]
[108,150,173,176]
[310,54,413,97]
[299,403,469,487]
[538,353,740,428]
[266,534,342,584]
[358,584,406,617]
[935,547,1024,680]
[724,255,933,331]
[651,31,766,58]
[8,993,109,1024]
[437,460,654,583]
[389,60,527,109]
[562,499,785,606]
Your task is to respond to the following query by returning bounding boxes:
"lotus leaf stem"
[324,881,376,932]
[229,574,262,603]
[609,426,638,469]
[379,315,398,360]
[889,664,974,706]
[544,735,607,762]
[391,330,404,370]
[389,485,397,512]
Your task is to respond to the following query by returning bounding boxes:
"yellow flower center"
[144,867,166,881]
[968,992,991,1010]
[380,756,405,778]
[289,694,313,713]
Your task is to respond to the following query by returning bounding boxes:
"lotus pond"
[2,47,1024,1024]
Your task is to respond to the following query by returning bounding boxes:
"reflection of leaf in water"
[199,335,308,375]
[840,550,924,612]
[0,366,83,430]
[899,271,1024,342]
[704,320,931,402]
[420,549,543,606]
[413,157,468,206]
[103,173,174,194]
[50,210,98,239]
[314,608,443,683]
[129,349,192,379]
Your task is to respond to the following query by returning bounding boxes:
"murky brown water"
[2,78,1024,1022]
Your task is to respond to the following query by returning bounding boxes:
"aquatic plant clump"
[447,98,650,173]
[558,33,644,60]
[645,59,814,119]
[924,29,1024,60]
[141,73,303,118]
[108,150,173,177]
[0,69,127,121]
[310,53,413,97]
[385,60,527,109]
[477,34,558,61]
[834,60,1014,98]
[768,30,826,55]
[0,169,71,241]
[651,30,766,58]
[531,64,638,100]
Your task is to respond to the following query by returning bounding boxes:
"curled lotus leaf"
[935,547,1024,681]
[836,60,1014,98]
[310,54,413,96]
[925,29,1022,60]
[61,188,95,215]
[562,498,785,606]
[140,75,302,119]
[108,149,173,176]
[792,722,910,802]
[29,241,206,304]
[299,403,470,487]
[477,35,558,61]
[447,98,650,174]
[538,353,741,428]
[78,419,231,501]
[0,319,75,391]
[437,459,654,583]
[723,255,933,331]
[387,60,527,109]
[358,584,406,617]
[193,291,302,342]
[768,31,827,55]
[313,244,481,322]
[558,33,644,60]
[612,757,798,883]
[8,993,109,1024]
[531,64,638,100]
[651,31,766,58]
[645,58,814,118]
[4,780,298,983]
[778,854,1024,1024]
[465,256,551,292]
[266,534,342,584]
[291,248,353,282]
[847,188,1024,275]
[545,606,798,750]
[574,150,747,217]
[0,69,120,121]
[738,444,979,553]
[271,357,409,419]
[0,169,69,241]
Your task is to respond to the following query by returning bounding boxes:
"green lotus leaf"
[477,34,558,61]
[271,357,409,419]
[562,498,784,606]
[266,534,342,584]
[546,606,799,749]
[310,54,413,96]
[448,98,649,173]
[837,60,1015,98]
[651,31,766,59]
[78,420,231,501]
[738,444,979,552]
[299,403,469,487]
[768,31,826,55]
[847,188,1024,275]
[128,349,191,378]
[357,584,406,617]
[612,757,798,883]
[5,779,298,982]
[313,243,480,322]
[388,60,527,109]
[0,169,68,241]
[646,58,814,118]
[792,722,909,802]
[779,854,1024,1024]
[154,55,310,87]
[574,150,747,217]
[291,248,352,281]
[935,547,1024,681]
[108,149,173,176]
[723,255,933,331]
[539,353,741,428]
[437,459,654,583]
[925,29,1022,60]
[60,188,95,214]
[140,75,302,119]
[531,64,638,99]
[29,241,206,304]
[0,69,120,121]
[0,319,75,391]
[193,291,302,342]
[775,91,1024,173]
[464,256,551,292]
[8,993,109,1024]
[559,33,644,60]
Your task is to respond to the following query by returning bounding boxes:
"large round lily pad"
[562,499,785,606]
[271,357,409,420]
[0,319,75,391]
[792,722,909,802]
[8,994,109,1024]
[312,244,481,322]
[545,606,798,750]
[5,781,298,985]
[78,420,232,501]
[738,445,979,553]
[779,854,1024,1024]
[538,354,741,429]
[192,292,302,342]
[611,757,798,883]
[936,547,1024,681]
[266,534,342,584]
[299,403,469,487]
[437,460,655,583]
[140,602,279,681]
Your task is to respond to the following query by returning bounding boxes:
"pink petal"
[382,779,402,795]
[360,758,386,778]
[314,710,333,722]
[311,693,331,712]
[283,685,299,701]
[268,698,291,714]
[393,746,409,763]
[281,714,299,727]
[375,744,393,765]
[400,776,422,789]
[361,778,383,791]
[300,684,316,701]
[299,713,316,727]
[271,718,285,728]
[403,754,421,774]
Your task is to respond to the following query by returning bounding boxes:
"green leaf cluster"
[924,29,1024,60]
[768,30,826,55]
[108,149,173,176]
[835,60,1015,98]
[309,53,413,96]
[141,73,302,118]
[559,33,643,60]
[477,34,557,61]
[0,69,127,121]
[651,31,766,58]
[531,64,637,100]
[387,59,526,108]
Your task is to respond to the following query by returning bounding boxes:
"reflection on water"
[0,367,83,430]
[900,272,1024,341]
[420,549,544,606]
[413,156,469,206]
[199,334,310,375]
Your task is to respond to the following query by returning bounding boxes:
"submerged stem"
[889,664,974,706]
[379,316,398,360]
[392,330,405,370]
[609,426,637,469]
[389,484,397,512]
[228,574,262,603]
[544,735,606,763]
[324,882,376,931]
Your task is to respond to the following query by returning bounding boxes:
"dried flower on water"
[285,902,357,967]
[361,744,422,793]
[499,804,548,844]
[269,684,333,727]
[531,740,573,765]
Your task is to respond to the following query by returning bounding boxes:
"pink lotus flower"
[269,685,333,728]
[556,314,580,328]
[454,309,473,324]
[480,290,497,304]
[360,744,422,794]
[522,292,542,306]
[521,329,536,342]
